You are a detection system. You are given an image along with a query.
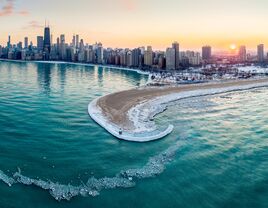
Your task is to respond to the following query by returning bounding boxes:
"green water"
[0,61,267,208]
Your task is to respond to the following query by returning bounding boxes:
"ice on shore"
[89,79,268,142]
[88,97,174,142]
[237,66,268,74]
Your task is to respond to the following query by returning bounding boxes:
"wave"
[0,142,181,201]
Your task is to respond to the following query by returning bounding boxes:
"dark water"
[0,61,267,208]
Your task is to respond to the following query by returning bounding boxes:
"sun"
[229,44,237,50]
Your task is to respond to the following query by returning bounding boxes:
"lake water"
[0,61,267,208]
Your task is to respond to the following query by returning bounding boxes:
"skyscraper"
[202,46,212,60]
[131,48,141,67]
[7,35,11,48]
[24,37,28,49]
[97,43,104,64]
[72,35,76,47]
[76,35,79,49]
[144,46,153,66]
[166,47,176,70]
[37,36,43,51]
[43,26,51,59]
[172,42,180,69]
[59,34,66,60]
[238,46,247,62]
[257,44,264,62]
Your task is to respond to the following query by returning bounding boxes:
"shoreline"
[89,78,268,142]
[0,59,150,75]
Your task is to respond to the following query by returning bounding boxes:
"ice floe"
[0,142,181,201]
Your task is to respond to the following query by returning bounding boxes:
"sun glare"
[229,44,237,50]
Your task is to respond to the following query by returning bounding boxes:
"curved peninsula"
[88,78,268,142]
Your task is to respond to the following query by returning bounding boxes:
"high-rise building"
[238,46,247,62]
[7,35,11,48]
[166,48,176,70]
[202,46,212,60]
[172,42,180,69]
[187,51,201,66]
[24,37,28,49]
[37,36,44,51]
[126,51,132,67]
[97,43,103,64]
[144,46,153,66]
[72,35,76,47]
[59,34,66,60]
[17,42,23,49]
[257,44,264,62]
[131,48,141,67]
[76,35,79,49]
[43,26,51,59]
[0,45,2,57]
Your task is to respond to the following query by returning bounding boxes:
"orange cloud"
[17,10,29,16]
[22,21,43,29]
[0,0,14,16]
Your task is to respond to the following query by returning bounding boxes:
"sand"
[96,78,268,131]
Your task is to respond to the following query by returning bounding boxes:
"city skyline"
[1,0,268,50]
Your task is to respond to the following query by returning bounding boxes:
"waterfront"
[0,61,267,207]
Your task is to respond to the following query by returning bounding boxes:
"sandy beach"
[96,78,268,132]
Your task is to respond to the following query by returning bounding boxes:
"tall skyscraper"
[72,35,76,47]
[172,42,180,69]
[24,37,28,49]
[257,44,264,62]
[202,46,212,60]
[166,47,176,70]
[76,35,79,49]
[97,43,104,64]
[144,46,153,66]
[7,35,11,48]
[132,48,141,67]
[43,26,51,59]
[238,46,247,62]
[59,34,66,60]
[37,36,43,51]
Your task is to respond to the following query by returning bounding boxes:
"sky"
[0,0,268,51]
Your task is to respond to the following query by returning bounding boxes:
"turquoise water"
[0,61,267,207]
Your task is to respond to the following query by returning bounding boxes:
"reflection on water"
[57,64,66,92]
[37,63,52,94]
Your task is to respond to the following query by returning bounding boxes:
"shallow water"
[0,61,267,207]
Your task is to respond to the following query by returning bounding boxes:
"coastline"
[0,59,150,75]
[89,78,268,142]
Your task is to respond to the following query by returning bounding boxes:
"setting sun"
[230,44,237,50]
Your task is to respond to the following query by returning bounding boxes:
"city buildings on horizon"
[0,26,268,71]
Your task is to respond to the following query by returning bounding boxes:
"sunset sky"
[0,0,268,51]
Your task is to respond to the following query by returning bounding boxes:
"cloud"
[0,0,29,17]
[17,10,29,16]
[0,0,14,16]
[22,21,43,29]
